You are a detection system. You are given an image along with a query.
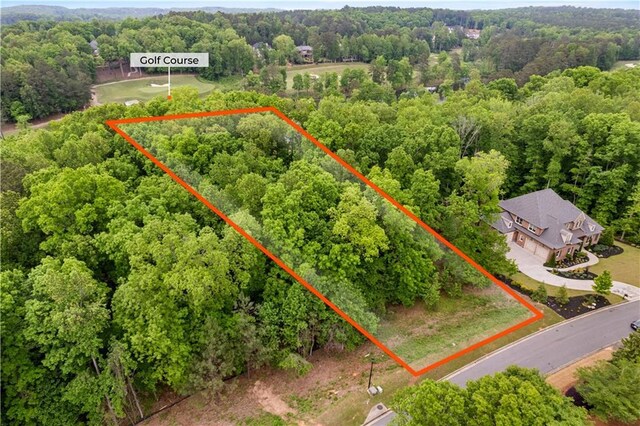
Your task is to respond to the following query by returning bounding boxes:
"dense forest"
[2,6,639,121]
[2,61,639,423]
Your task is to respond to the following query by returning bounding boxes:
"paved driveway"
[444,300,640,387]
[507,242,640,300]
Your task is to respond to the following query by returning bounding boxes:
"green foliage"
[545,256,557,268]
[612,331,640,364]
[556,285,570,306]
[25,257,109,374]
[577,359,640,423]
[391,366,588,425]
[2,58,640,423]
[487,78,519,101]
[243,412,287,426]
[531,283,548,303]
[592,270,613,295]
[392,380,467,425]
[599,228,615,246]
[277,353,313,377]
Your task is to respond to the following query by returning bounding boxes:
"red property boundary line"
[106,106,544,377]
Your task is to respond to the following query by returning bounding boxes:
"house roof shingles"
[492,189,604,250]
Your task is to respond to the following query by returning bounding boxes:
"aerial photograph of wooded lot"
[1,1,639,425]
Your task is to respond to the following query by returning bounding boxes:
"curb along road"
[441,299,640,386]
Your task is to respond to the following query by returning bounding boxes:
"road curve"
[444,300,640,387]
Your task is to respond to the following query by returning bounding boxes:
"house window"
[515,216,523,225]
[568,247,573,256]
[518,235,524,242]
[589,224,595,232]
[527,224,537,233]
[556,250,561,259]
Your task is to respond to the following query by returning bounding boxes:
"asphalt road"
[445,299,640,387]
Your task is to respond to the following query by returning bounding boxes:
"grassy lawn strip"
[512,272,625,305]
[589,242,640,287]
[611,59,640,70]
[376,287,532,371]
[94,74,242,104]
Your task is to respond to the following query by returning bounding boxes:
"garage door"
[524,237,550,259]
[524,237,537,252]
[535,245,550,260]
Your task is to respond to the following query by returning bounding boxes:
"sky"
[2,0,639,9]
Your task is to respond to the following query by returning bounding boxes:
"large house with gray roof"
[295,45,313,63]
[492,189,604,262]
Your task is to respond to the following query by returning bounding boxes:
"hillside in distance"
[0,5,281,24]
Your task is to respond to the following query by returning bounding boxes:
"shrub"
[544,256,556,268]
[583,294,596,306]
[532,284,548,303]
[593,270,613,295]
[600,228,614,246]
[277,352,312,377]
[556,285,570,305]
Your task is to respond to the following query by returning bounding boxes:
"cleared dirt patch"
[546,346,614,393]
[252,380,295,417]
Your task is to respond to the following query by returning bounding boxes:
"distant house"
[89,39,99,55]
[491,189,604,262]
[252,42,270,59]
[296,45,313,63]
[464,29,481,40]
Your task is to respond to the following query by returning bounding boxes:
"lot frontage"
[141,297,562,426]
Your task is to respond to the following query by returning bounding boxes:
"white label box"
[130,53,209,67]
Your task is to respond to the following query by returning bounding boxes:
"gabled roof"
[296,45,313,51]
[500,188,602,231]
[493,211,514,233]
[492,189,604,249]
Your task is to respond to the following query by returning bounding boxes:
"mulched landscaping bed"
[546,253,590,269]
[498,275,611,320]
[552,269,598,280]
[588,244,624,258]
[565,386,593,409]
[545,294,610,319]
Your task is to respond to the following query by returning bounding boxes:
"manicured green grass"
[375,287,532,371]
[285,62,369,90]
[94,74,242,104]
[589,242,640,287]
[611,60,640,70]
